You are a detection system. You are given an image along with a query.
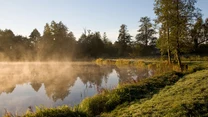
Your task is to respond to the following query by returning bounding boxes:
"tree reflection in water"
[0,62,167,115]
[0,62,160,101]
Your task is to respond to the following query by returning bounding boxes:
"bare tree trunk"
[176,48,182,70]
[176,0,182,71]
[167,26,171,64]
[145,26,148,46]
[167,48,171,64]
[193,38,198,52]
[167,1,171,64]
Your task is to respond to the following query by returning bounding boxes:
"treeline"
[0,20,158,61]
[0,0,207,61]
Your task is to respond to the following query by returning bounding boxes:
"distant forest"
[0,0,207,61]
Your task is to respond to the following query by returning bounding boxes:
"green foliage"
[39,21,76,60]
[191,17,204,51]
[79,93,109,116]
[78,71,183,116]
[27,106,85,117]
[29,29,41,42]
[116,24,132,56]
[102,69,208,117]
[2,19,207,61]
[136,16,157,46]
[3,105,86,117]
[0,29,35,61]
[78,30,104,58]
[101,32,116,57]
[190,17,208,53]
[154,0,201,65]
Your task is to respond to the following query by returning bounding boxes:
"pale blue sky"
[0,0,207,42]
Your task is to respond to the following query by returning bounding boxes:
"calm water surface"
[0,62,155,115]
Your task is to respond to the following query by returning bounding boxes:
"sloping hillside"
[102,69,208,117]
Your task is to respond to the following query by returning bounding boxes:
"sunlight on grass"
[102,70,208,117]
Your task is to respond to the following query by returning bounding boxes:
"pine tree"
[136,16,156,46]
[117,24,132,56]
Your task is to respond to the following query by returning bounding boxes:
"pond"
[0,62,157,115]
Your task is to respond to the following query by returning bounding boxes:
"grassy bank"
[4,61,208,117]
[95,57,208,65]
[16,106,86,117]
[102,69,208,116]
[95,58,198,72]
[95,58,153,66]
[78,71,184,116]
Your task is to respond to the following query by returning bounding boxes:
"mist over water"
[0,62,153,115]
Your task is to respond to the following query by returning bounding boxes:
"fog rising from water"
[0,62,153,115]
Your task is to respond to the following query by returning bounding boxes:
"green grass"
[4,105,86,117]
[78,71,184,116]
[102,69,208,117]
